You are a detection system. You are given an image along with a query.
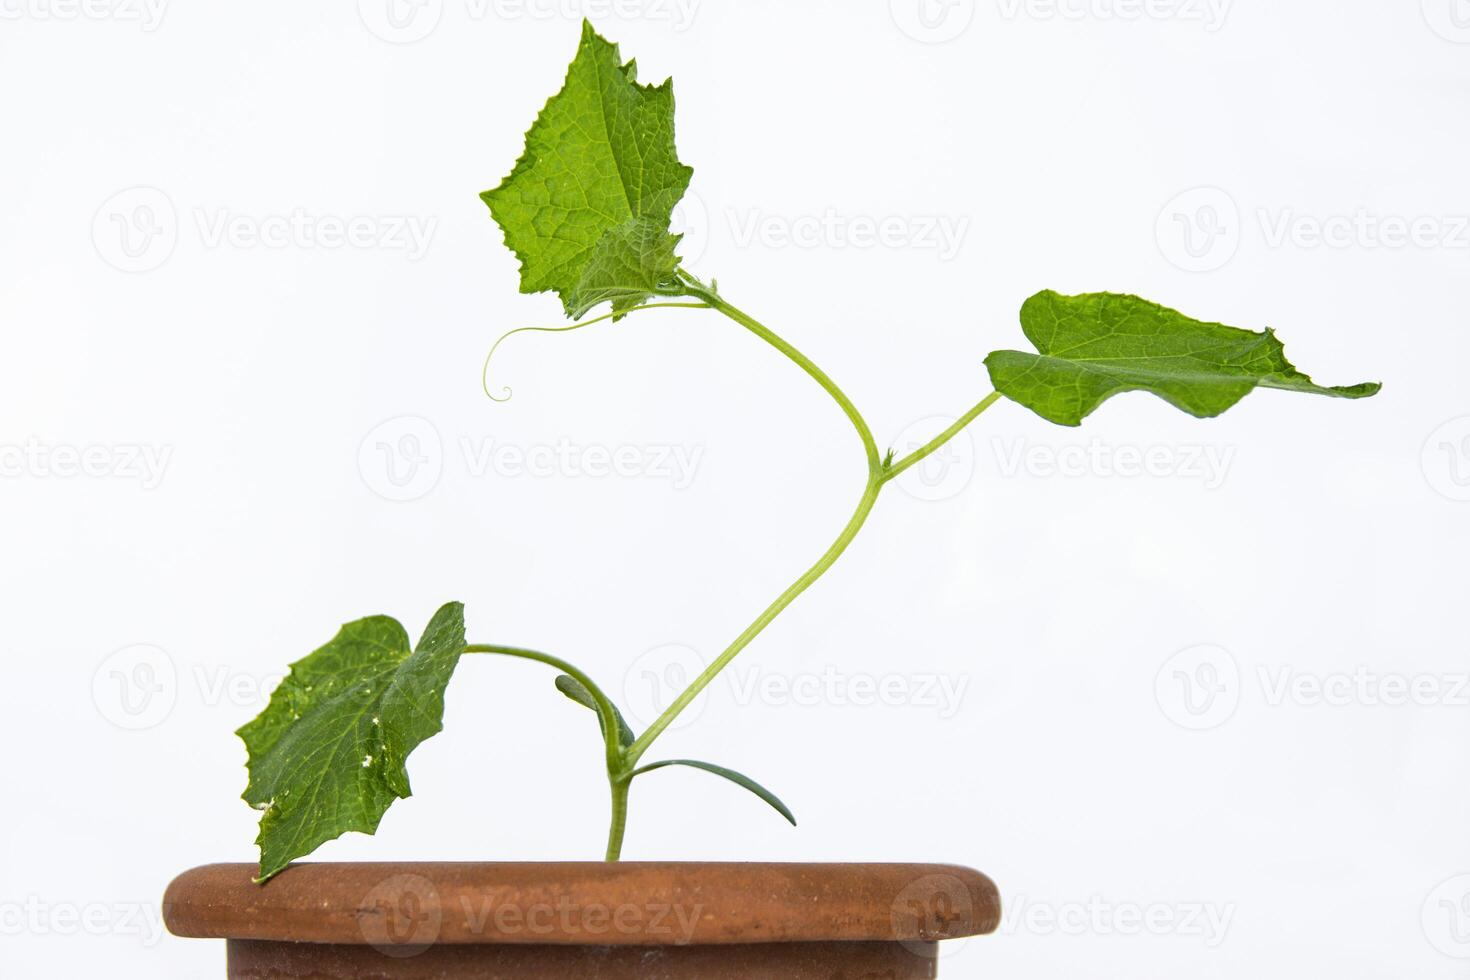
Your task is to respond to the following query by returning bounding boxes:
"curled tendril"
[481,302,709,402]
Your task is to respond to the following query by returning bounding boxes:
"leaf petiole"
[462,645,626,774]
[882,391,1003,482]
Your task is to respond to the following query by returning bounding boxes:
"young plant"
[237,21,1380,883]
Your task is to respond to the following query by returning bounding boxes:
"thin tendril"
[481,302,708,402]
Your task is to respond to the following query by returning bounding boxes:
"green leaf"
[554,673,636,747]
[632,759,797,826]
[482,20,694,318]
[984,291,1381,427]
[566,217,682,319]
[238,602,467,883]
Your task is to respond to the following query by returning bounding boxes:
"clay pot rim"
[164,861,1001,947]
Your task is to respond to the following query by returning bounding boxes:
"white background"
[2,1,1467,976]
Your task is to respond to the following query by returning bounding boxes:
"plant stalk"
[623,280,1005,772]
[882,391,1002,482]
[623,285,885,767]
[477,283,1006,857]
[605,777,631,860]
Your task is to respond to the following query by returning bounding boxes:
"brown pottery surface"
[165,862,1000,979]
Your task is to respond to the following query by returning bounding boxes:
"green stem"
[463,644,624,774]
[474,281,1008,856]
[605,778,630,861]
[882,391,1002,482]
[627,476,882,767]
[681,279,882,474]
[624,281,883,767]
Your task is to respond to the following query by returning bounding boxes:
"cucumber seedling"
[237,21,1379,883]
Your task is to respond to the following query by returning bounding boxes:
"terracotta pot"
[164,862,1000,978]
